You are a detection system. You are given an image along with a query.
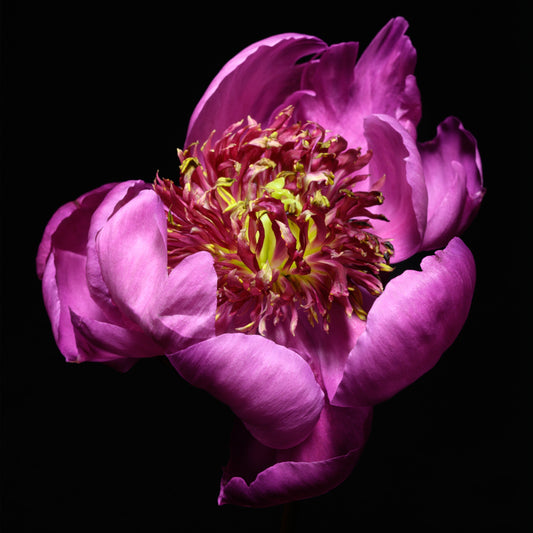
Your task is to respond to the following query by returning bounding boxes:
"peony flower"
[37,17,484,508]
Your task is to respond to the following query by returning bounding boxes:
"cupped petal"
[42,210,115,361]
[86,180,151,324]
[36,183,116,279]
[167,333,325,450]
[149,251,217,351]
[332,237,476,408]
[96,188,217,350]
[96,188,168,323]
[418,117,485,250]
[288,17,420,150]
[363,114,428,262]
[185,33,326,146]
[218,403,372,507]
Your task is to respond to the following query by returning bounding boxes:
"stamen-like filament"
[155,107,393,335]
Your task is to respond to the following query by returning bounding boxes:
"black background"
[1,1,527,531]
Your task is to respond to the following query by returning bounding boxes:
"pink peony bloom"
[37,17,484,507]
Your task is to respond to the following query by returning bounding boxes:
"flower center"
[154,107,393,335]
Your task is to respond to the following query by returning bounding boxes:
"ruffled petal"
[167,333,325,450]
[332,237,476,407]
[418,117,485,250]
[351,16,420,139]
[363,114,428,262]
[185,33,326,146]
[96,189,217,350]
[288,17,420,150]
[218,403,372,507]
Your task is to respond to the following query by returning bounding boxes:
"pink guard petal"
[418,116,485,250]
[350,16,420,139]
[363,114,428,262]
[332,237,476,407]
[96,188,217,350]
[167,333,325,450]
[218,403,372,507]
[287,17,420,151]
[70,310,161,362]
[185,33,327,146]
[86,180,151,324]
[36,183,116,280]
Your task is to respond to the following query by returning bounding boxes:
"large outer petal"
[85,180,151,324]
[39,183,162,365]
[218,403,372,507]
[288,17,420,150]
[332,237,476,407]
[418,117,485,250]
[40,188,121,361]
[36,183,115,279]
[185,34,326,146]
[96,188,217,351]
[363,114,428,262]
[167,334,325,450]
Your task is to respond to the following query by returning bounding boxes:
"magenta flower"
[37,17,484,508]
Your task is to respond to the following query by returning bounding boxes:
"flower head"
[37,17,484,509]
[155,107,393,336]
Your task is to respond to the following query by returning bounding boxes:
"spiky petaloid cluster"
[154,107,393,335]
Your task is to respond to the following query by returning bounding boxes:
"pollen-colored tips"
[154,107,393,334]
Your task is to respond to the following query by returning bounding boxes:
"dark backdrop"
[1,2,526,531]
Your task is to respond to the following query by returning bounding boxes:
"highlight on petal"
[86,180,151,322]
[96,188,168,324]
[218,403,372,507]
[332,237,476,407]
[363,114,428,262]
[186,33,326,146]
[418,117,485,250]
[167,333,325,450]
[96,188,217,350]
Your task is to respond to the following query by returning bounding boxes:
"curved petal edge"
[332,237,476,407]
[167,333,325,450]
